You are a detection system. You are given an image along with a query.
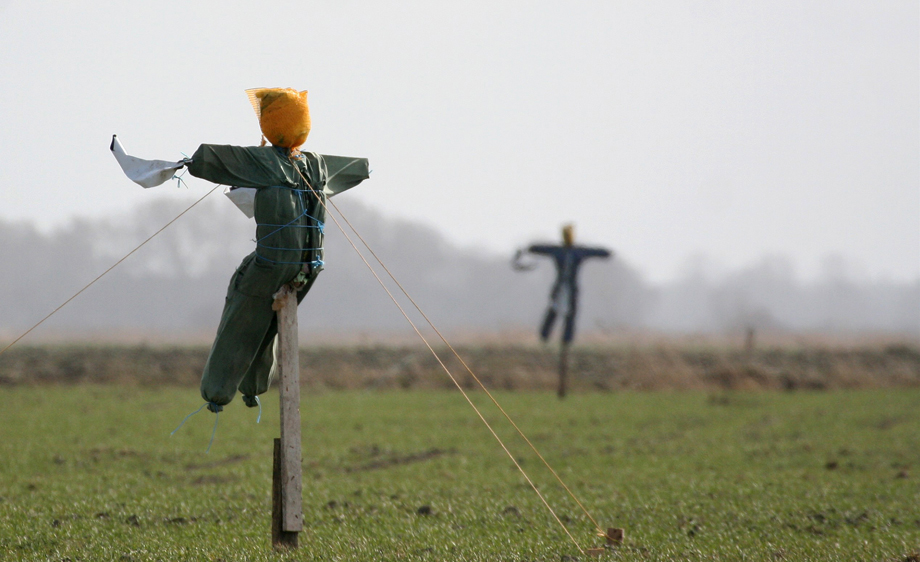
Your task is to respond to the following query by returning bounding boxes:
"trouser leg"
[200,253,301,407]
[540,307,557,341]
[562,311,576,344]
[562,284,578,344]
[237,323,278,402]
[237,273,318,402]
[200,289,277,406]
[540,282,563,341]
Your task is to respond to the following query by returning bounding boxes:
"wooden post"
[744,327,756,356]
[272,438,297,548]
[271,284,302,548]
[605,527,624,545]
[557,341,569,399]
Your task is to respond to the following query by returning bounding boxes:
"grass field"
[1,386,918,561]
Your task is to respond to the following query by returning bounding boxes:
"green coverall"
[186,144,369,410]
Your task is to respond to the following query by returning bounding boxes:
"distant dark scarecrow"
[112,88,369,413]
[514,224,612,397]
[516,224,612,344]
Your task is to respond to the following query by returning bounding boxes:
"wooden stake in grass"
[585,527,625,556]
[272,284,302,548]
[272,438,297,548]
[605,527,624,545]
[558,341,570,399]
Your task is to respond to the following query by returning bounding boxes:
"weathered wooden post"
[271,284,302,548]
[744,326,756,356]
[558,342,569,399]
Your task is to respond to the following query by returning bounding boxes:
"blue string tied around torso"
[253,184,326,273]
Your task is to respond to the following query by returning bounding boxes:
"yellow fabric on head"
[244,88,311,149]
[562,224,575,247]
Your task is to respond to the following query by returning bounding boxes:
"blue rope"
[258,222,323,228]
[171,402,222,454]
[256,245,323,252]
[257,215,324,239]
[170,403,207,435]
[255,256,325,267]
[255,395,262,424]
[252,184,325,267]
[264,185,313,192]
[172,168,189,189]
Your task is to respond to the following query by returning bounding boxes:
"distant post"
[744,327,756,356]
[271,284,302,548]
[558,342,570,399]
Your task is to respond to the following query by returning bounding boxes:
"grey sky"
[1,1,917,283]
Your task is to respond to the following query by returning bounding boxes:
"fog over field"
[0,195,917,342]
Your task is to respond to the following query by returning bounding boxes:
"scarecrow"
[515,224,612,344]
[112,88,369,412]
[514,224,611,398]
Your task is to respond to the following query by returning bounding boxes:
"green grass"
[0,387,918,561]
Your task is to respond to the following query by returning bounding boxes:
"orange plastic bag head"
[245,88,311,149]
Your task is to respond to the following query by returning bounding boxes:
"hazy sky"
[1,1,917,283]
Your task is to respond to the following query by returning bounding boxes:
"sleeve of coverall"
[578,247,613,259]
[186,144,284,188]
[321,155,370,196]
[528,244,562,257]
